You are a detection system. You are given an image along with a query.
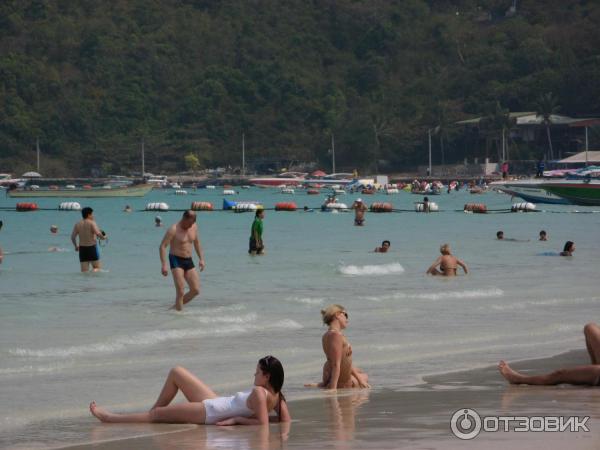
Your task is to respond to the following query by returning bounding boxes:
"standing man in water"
[71,207,106,272]
[249,209,265,255]
[352,198,368,226]
[159,210,205,311]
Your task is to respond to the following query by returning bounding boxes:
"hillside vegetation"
[1,0,599,176]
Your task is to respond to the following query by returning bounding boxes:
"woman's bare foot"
[498,360,525,384]
[90,401,115,422]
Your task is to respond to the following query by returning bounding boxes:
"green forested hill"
[1,0,599,176]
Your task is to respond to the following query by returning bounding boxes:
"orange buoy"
[275,202,297,211]
[191,201,214,211]
[16,202,39,211]
[463,203,487,213]
[370,202,393,213]
[307,189,320,195]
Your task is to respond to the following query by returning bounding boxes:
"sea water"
[0,188,599,447]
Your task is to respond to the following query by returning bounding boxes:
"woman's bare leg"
[498,360,600,386]
[151,366,218,409]
[584,323,600,364]
[90,401,206,424]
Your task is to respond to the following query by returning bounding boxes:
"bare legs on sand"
[498,323,600,386]
[90,366,217,424]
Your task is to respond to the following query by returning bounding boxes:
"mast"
[585,126,589,167]
[141,138,145,176]
[331,134,336,173]
[36,138,40,173]
[242,133,246,176]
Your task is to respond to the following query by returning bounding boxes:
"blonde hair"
[321,304,345,325]
[440,243,451,255]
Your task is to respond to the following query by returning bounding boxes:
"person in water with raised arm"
[426,243,468,276]
[305,304,370,389]
[499,323,600,386]
[90,356,290,425]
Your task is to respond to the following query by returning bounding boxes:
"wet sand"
[34,350,600,450]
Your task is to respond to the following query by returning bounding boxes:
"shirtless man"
[159,210,205,311]
[426,243,468,276]
[352,198,367,226]
[71,207,106,272]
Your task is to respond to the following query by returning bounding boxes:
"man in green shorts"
[249,209,265,255]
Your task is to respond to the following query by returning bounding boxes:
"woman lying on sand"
[499,323,600,386]
[305,304,370,389]
[90,356,290,425]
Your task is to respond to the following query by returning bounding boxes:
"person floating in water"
[249,209,265,255]
[50,225,58,234]
[155,216,163,227]
[539,230,547,241]
[426,243,468,276]
[352,199,367,226]
[496,230,504,240]
[159,210,205,311]
[560,241,575,256]
[374,240,391,253]
[90,356,290,425]
[71,207,106,272]
[499,323,600,386]
[123,205,132,213]
[305,305,370,390]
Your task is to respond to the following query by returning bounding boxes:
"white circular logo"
[450,408,482,440]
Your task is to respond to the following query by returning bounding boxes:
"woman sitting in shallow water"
[90,356,290,425]
[499,323,600,386]
[305,304,370,389]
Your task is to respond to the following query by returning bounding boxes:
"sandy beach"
[6,350,591,450]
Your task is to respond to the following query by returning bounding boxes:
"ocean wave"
[285,296,325,305]
[9,317,302,359]
[413,288,504,301]
[488,296,600,311]
[338,262,405,276]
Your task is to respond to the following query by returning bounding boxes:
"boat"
[540,179,600,206]
[303,173,355,186]
[490,179,569,204]
[249,172,306,187]
[8,184,153,198]
[0,173,24,188]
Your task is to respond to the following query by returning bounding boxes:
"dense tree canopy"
[1,0,599,176]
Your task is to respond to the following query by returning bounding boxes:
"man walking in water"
[159,210,205,311]
[71,207,106,272]
[249,209,265,255]
[352,198,367,226]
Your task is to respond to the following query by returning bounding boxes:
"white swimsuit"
[203,390,254,424]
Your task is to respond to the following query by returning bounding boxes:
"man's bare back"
[427,243,468,276]
[72,219,101,247]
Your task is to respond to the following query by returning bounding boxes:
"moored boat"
[540,179,600,206]
[8,184,153,198]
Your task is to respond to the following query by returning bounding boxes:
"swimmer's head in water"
[539,230,547,239]
[440,243,451,255]
[258,355,284,394]
[382,240,391,248]
[81,207,93,219]
[497,231,504,239]
[0,220,3,230]
[563,241,575,253]
[50,225,58,234]
[321,304,346,325]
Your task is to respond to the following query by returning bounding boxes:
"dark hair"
[497,230,503,237]
[0,219,3,230]
[82,207,93,218]
[259,355,285,420]
[563,241,574,252]
[182,210,196,220]
[540,230,546,235]
[423,196,429,201]
[255,209,264,218]
[382,240,391,246]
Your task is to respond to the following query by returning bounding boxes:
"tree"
[184,153,201,173]
[535,92,561,160]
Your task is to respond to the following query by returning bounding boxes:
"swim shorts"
[248,238,264,254]
[79,244,99,262]
[169,254,195,271]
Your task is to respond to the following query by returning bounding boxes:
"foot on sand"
[90,401,115,422]
[498,360,524,384]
